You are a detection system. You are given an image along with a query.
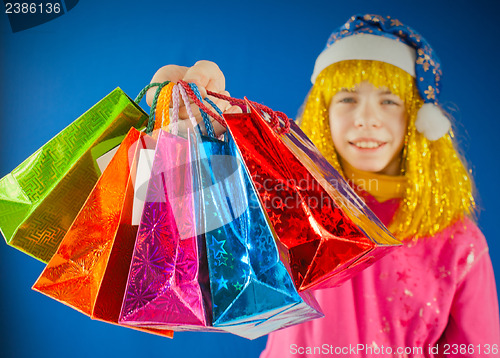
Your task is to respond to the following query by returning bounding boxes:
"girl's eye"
[338,97,356,103]
[381,99,399,105]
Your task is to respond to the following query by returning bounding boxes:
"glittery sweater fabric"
[260,192,500,357]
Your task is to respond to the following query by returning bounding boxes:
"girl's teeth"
[354,141,382,149]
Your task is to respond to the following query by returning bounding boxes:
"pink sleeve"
[436,245,500,358]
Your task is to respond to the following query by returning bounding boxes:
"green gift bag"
[0,88,148,263]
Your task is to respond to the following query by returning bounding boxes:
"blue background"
[1,1,499,357]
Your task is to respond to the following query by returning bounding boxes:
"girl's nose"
[354,101,381,128]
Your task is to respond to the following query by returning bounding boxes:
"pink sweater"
[260,197,500,358]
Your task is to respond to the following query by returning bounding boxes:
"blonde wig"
[299,60,476,241]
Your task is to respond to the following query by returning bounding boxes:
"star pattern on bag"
[216,275,228,291]
[210,236,227,258]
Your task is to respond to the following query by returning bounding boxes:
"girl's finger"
[183,61,226,99]
[225,105,243,114]
[178,103,204,123]
[212,120,227,138]
[146,65,188,106]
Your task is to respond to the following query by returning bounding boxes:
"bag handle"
[137,80,292,135]
[187,83,217,139]
[170,84,200,137]
[154,82,175,131]
[208,90,291,135]
[136,81,216,137]
[135,81,171,134]
[203,95,229,142]
[177,80,291,135]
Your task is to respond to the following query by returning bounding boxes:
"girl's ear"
[415,103,451,141]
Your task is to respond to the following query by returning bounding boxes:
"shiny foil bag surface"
[119,129,213,331]
[32,128,173,338]
[0,88,148,263]
[224,103,401,292]
[196,132,323,340]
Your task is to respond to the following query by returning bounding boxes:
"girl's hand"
[145,60,242,137]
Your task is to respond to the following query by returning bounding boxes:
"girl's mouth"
[349,140,387,150]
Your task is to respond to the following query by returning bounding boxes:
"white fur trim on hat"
[311,34,417,84]
[415,103,451,141]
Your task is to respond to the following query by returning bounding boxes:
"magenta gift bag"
[119,85,214,331]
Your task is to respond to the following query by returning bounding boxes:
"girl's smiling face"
[329,81,407,176]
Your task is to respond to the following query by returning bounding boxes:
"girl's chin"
[342,151,393,173]
[345,160,389,174]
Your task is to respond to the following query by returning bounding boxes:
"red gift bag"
[220,99,401,291]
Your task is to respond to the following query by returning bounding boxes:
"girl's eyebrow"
[337,88,395,95]
[339,87,356,93]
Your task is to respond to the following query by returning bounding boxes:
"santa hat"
[311,14,450,141]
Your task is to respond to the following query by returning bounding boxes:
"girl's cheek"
[329,117,346,132]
